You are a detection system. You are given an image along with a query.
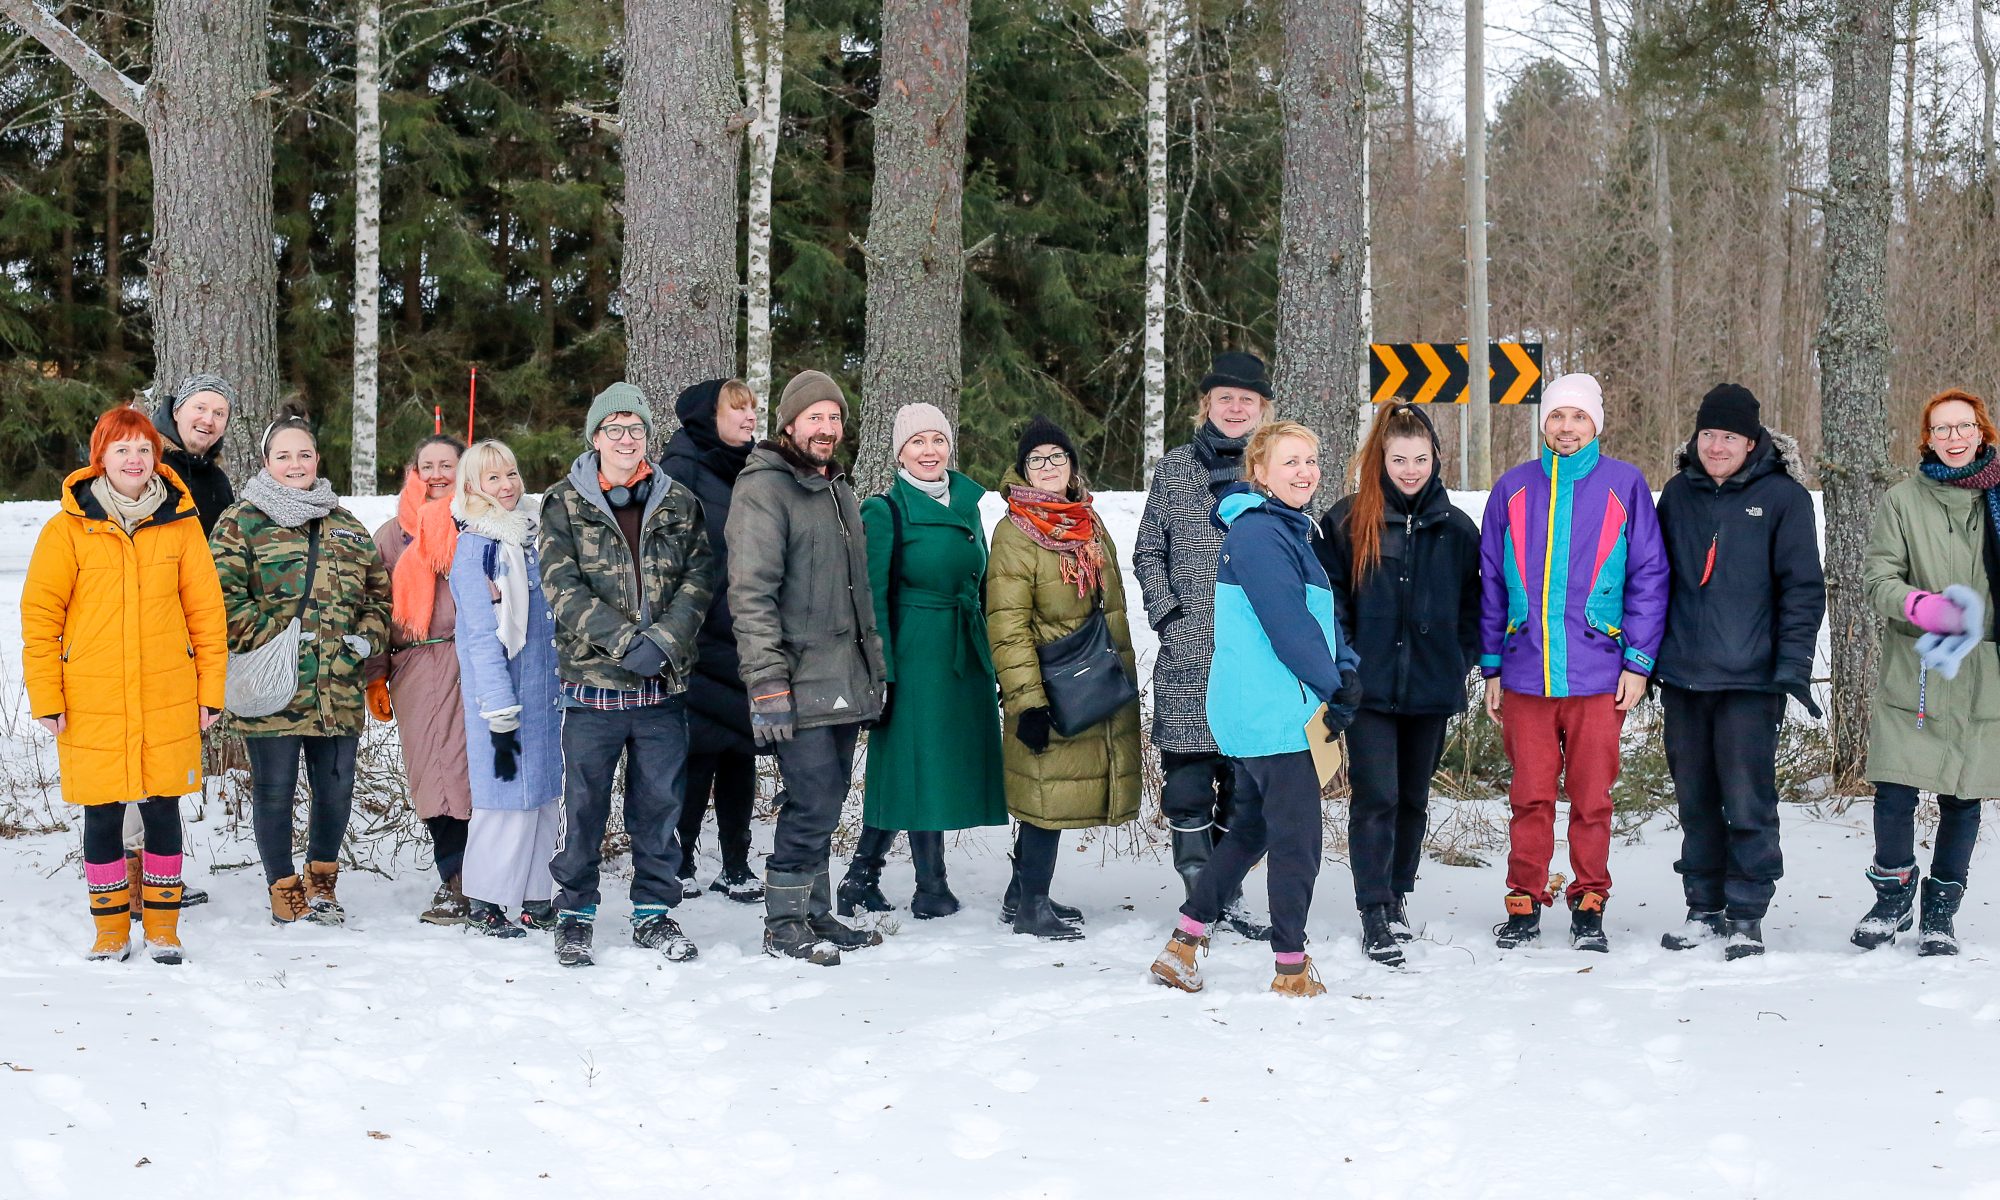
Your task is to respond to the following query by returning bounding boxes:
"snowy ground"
[2,491,1990,1198]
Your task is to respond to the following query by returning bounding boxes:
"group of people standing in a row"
[21,353,1998,993]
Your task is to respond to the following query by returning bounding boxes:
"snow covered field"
[1,492,1993,1198]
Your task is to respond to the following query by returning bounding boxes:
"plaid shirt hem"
[560,679,669,711]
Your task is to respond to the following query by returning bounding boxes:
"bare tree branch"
[0,0,144,121]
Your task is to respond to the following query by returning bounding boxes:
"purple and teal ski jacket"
[1478,440,1669,699]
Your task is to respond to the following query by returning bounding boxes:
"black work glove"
[751,689,796,748]
[1781,681,1823,721]
[1015,706,1054,754]
[1325,668,1362,737]
[874,684,894,729]
[1334,668,1363,710]
[490,728,520,782]
[620,634,668,679]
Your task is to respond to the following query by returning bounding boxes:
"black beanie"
[1016,415,1079,480]
[1199,351,1273,399]
[1696,383,1761,441]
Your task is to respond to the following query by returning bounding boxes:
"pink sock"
[1177,914,1208,939]
[142,853,183,884]
[1274,951,1306,967]
[84,859,127,887]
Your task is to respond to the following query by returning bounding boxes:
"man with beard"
[727,370,888,965]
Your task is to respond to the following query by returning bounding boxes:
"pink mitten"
[1905,589,1966,636]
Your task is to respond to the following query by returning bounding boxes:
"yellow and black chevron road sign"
[1369,342,1543,405]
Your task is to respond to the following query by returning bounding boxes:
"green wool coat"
[984,472,1141,831]
[1864,472,2000,798]
[859,471,1007,831]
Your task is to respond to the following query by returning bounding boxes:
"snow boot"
[1270,956,1327,998]
[268,875,311,926]
[808,869,883,951]
[908,831,960,919]
[1568,892,1609,952]
[1493,891,1541,949]
[1723,917,1765,961]
[303,860,345,926]
[1219,900,1273,942]
[632,904,699,962]
[181,884,210,908]
[86,863,132,961]
[1000,827,1083,925]
[554,910,595,967]
[1661,908,1726,951]
[999,879,1084,926]
[1149,929,1206,992]
[1386,894,1415,943]
[139,854,185,965]
[519,899,557,931]
[675,868,703,902]
[1851,862,1919,950]
[1360,904,1405,967]
[1918,877,1966,958]
[836,827,895,916]
[1007,826,1083,940]
[419,874,468,926]
[465,900,527,939]
[125,851,143,921]
[764,870,841,966]
[1013,897,1085,941]
[710,864,764,904]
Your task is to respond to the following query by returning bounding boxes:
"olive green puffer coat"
[984,471,1141,830]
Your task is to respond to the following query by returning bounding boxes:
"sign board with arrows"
[1369,342,1543,406]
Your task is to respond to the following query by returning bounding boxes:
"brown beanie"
[776,370,848,433]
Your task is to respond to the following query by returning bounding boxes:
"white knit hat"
[891,403,953,456]
[1542,373,1605,436]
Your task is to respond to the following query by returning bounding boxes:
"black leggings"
[1873,781,1982,885]
[247,734,358,884]
[425,816,469,882]
[82,799,183,864]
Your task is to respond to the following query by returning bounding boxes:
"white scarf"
[455,495,539,659]
[898,468,950,504]
[89,474,169,533]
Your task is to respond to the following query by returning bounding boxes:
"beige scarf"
[89,474,169,533]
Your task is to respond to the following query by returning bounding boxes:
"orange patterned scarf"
[390,467,459,643]
[1006,484,1106,597]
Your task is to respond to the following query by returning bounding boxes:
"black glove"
[1015,706,1053,754]
[1781,681,1823,720]
[875,684,894,729]
[490,728,520,782]
[620,635,668,679]
[1334,668,1363,710]
[1324,668,1362,738]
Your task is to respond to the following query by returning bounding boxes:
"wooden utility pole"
[1465,0,1490,488]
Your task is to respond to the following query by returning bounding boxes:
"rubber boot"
[139,852,185,965]
[1851,862,1919,950]
[86,861,132,961]
[1918,876,1966,958]
[909,831,960,919]
[837,826,895,916]
[766,870,842,966]
[1170,827,1212,901]
[809,868,883,951]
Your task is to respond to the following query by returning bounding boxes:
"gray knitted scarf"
[241,469,340,528]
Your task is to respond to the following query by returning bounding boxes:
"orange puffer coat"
[21,465,228,805]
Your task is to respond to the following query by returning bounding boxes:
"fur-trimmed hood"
[1674,428,1809,489]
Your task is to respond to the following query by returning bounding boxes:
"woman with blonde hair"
[450,439,563,936]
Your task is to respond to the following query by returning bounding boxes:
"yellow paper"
[1305,704,1344,788]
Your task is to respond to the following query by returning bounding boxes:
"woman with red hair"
[1853,388,2000,957]
[21,405,227,962]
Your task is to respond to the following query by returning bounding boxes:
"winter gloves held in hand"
[751,689,796,747]
[1015,706,1053,754]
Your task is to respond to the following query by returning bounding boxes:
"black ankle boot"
[1723,917,1765,960]
[1918,877,1966,957]
[837,826,896,916]
[1493,892,1541,949]
[908,831,960,919]
[1000,824,1084,924]
[1360,904,1405,966]
[1852,862,1919,950]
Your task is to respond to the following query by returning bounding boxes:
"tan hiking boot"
[269,875,311,925]
[1270,956,1326,998]
[303,860,345,925]
[1149,929,1206,992]
[419,874,468,926]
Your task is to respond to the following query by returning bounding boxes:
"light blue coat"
[451,523,562,810]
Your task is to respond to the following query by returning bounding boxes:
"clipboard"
[1305,704,1344,787]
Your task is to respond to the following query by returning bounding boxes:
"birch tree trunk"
[1975,0,1996,208]
[856,0,969,495]
[743,0,786,426]
[1650,121,1675,451]
[1819,0,1896,789]
[351,0,382,494]
[621,0,742,432]
[1273,0,1366,471]
[1757,93,1790,420]
[1142,0,1168,476]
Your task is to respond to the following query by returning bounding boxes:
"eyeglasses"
[1930,421,1981,441]
[1026,451,1070,471]
[598,422,648,443]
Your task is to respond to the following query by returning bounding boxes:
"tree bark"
[1143,0,1168,476]
[1273,0,1365,473]
[742,0,786,419]
[351,0,382,495]
[856,0,970,494]
[1820,0,1897,790]
[1975,0,1997,209]
[1900,0,1918,216]
[620,0,742,433]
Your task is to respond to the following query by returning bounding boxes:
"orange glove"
[367,678,394,722]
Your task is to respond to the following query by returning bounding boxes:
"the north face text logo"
[1746,507,1763,517]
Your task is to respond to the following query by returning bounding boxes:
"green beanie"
[584,382,652,446]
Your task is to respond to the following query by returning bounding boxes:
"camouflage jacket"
[209,501,391,737]
[538,452,715,692]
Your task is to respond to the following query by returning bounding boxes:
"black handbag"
[1036,594,1139,737]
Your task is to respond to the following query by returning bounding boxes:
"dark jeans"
[1873,781,1982,886]
[247,735,357,884]
[1159,749,1235,832]
[1662,686,1786,918]
[552,700,688,913]
[1346,709,1450,908]
[766,723,862,877]
[425,815,469,883]
[1181,751,1322,954]
[82,798,182,864]
[677,748,755,875]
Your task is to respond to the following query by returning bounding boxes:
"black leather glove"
[1324,668,1362,738]
[620,635,668,679]
[1015,706,1053,754]
[1781,681,1823,720]
[490,728,520,782]
[1334,668,1363,710]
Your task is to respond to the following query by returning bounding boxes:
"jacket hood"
[149,390,227,462]
[1674,428,1808,490]
[565,450,672,524]
[1215,483,1313,535]
[61,463,197,525]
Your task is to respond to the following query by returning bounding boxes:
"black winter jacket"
[1316,473,1482,715]
[660,424,754,753]
[149,392,234,536]
[1653,430,1825,692]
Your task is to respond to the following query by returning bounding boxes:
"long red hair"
[1346,404,1438,582]
[1917,389,1997,456]
[88,404,164,471]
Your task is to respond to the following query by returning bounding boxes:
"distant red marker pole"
[467,366,478,443]
[433,405,443,435]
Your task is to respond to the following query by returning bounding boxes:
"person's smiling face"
[265,428,319,489]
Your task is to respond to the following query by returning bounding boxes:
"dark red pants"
[1501,691,1625,904]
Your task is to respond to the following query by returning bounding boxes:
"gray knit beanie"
[583,381,652,446]
[173,373,238,413]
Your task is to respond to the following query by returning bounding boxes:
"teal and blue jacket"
[1204,487,1358,758]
